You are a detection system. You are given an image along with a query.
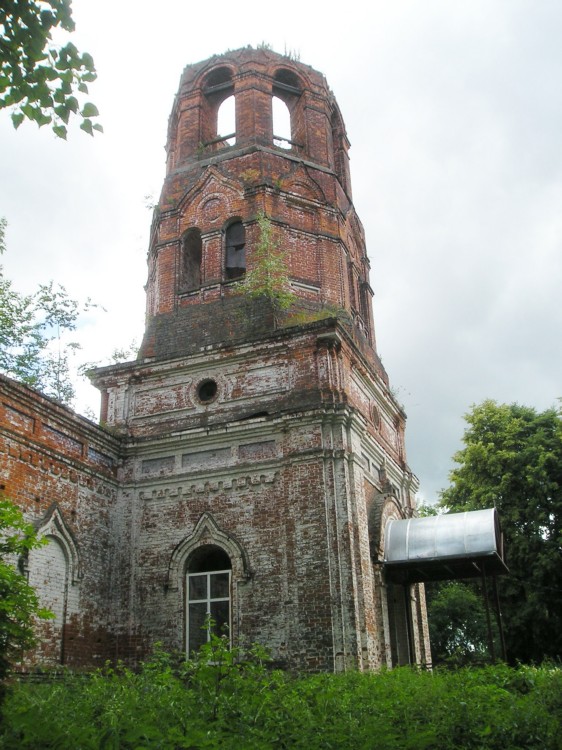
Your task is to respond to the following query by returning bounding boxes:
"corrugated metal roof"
[384,508,508,583]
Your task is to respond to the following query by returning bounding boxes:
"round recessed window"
[197,378,218,404]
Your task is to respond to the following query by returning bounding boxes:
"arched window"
[272,96,291,149]
[186,545,232,654]
[225,221,246,279]
[217,95,236,146]
[180,228,202,291]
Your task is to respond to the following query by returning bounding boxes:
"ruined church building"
[0,48,431,672]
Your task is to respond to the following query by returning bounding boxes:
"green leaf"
[92,123,104,133]
[54,104,70,123]
[66,95,79,113]
[21,103,35,119]
[81,102,99,117]
[40,9,55,29]
[80,118,93,135]
[53,88,66,104]
[11,112,25,129]
[81,52,95,70]
[53,124,67,139]
[36,111,52,127]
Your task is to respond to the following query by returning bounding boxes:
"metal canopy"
[384,508,508,584]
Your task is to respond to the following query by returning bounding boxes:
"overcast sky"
[1,0,560,502]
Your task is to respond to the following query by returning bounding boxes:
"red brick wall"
[0,375,122,668]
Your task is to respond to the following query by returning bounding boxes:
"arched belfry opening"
[201,66,235,149]
[217,95,236,146]
[272,68,302,150]
[272,96,291,149]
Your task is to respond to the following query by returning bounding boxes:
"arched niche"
[180,228,202,291]
[26,505,81,664]
[34,504,81,583]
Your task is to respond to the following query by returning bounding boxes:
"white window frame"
[186,568,231,653]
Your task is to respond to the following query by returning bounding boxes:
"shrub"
[1,647,560,749]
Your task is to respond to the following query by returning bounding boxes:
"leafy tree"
[0,0,101,138]
[440,399,562,664]
[239,212,295,326]
[0,499,52,707]
[0,218,97,404]
[426,581,489,666]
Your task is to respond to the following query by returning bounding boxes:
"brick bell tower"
[91,48,430,671]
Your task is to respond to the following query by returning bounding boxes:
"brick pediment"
[177,166,244,226]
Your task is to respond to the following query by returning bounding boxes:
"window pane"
[210,572,230,599]
[210,600,230,637]
[188,602,208,654]
[188,574,207,601]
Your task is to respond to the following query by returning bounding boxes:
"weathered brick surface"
[1,48,431,673]
[0,376,121,667]
[141,47,375,360]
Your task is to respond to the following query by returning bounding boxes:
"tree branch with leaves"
[0,0,101,138]
[0,217,100,404]
[0,499,52,707]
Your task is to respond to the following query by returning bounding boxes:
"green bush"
[1,637,560,749]
[0,499,53,707]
